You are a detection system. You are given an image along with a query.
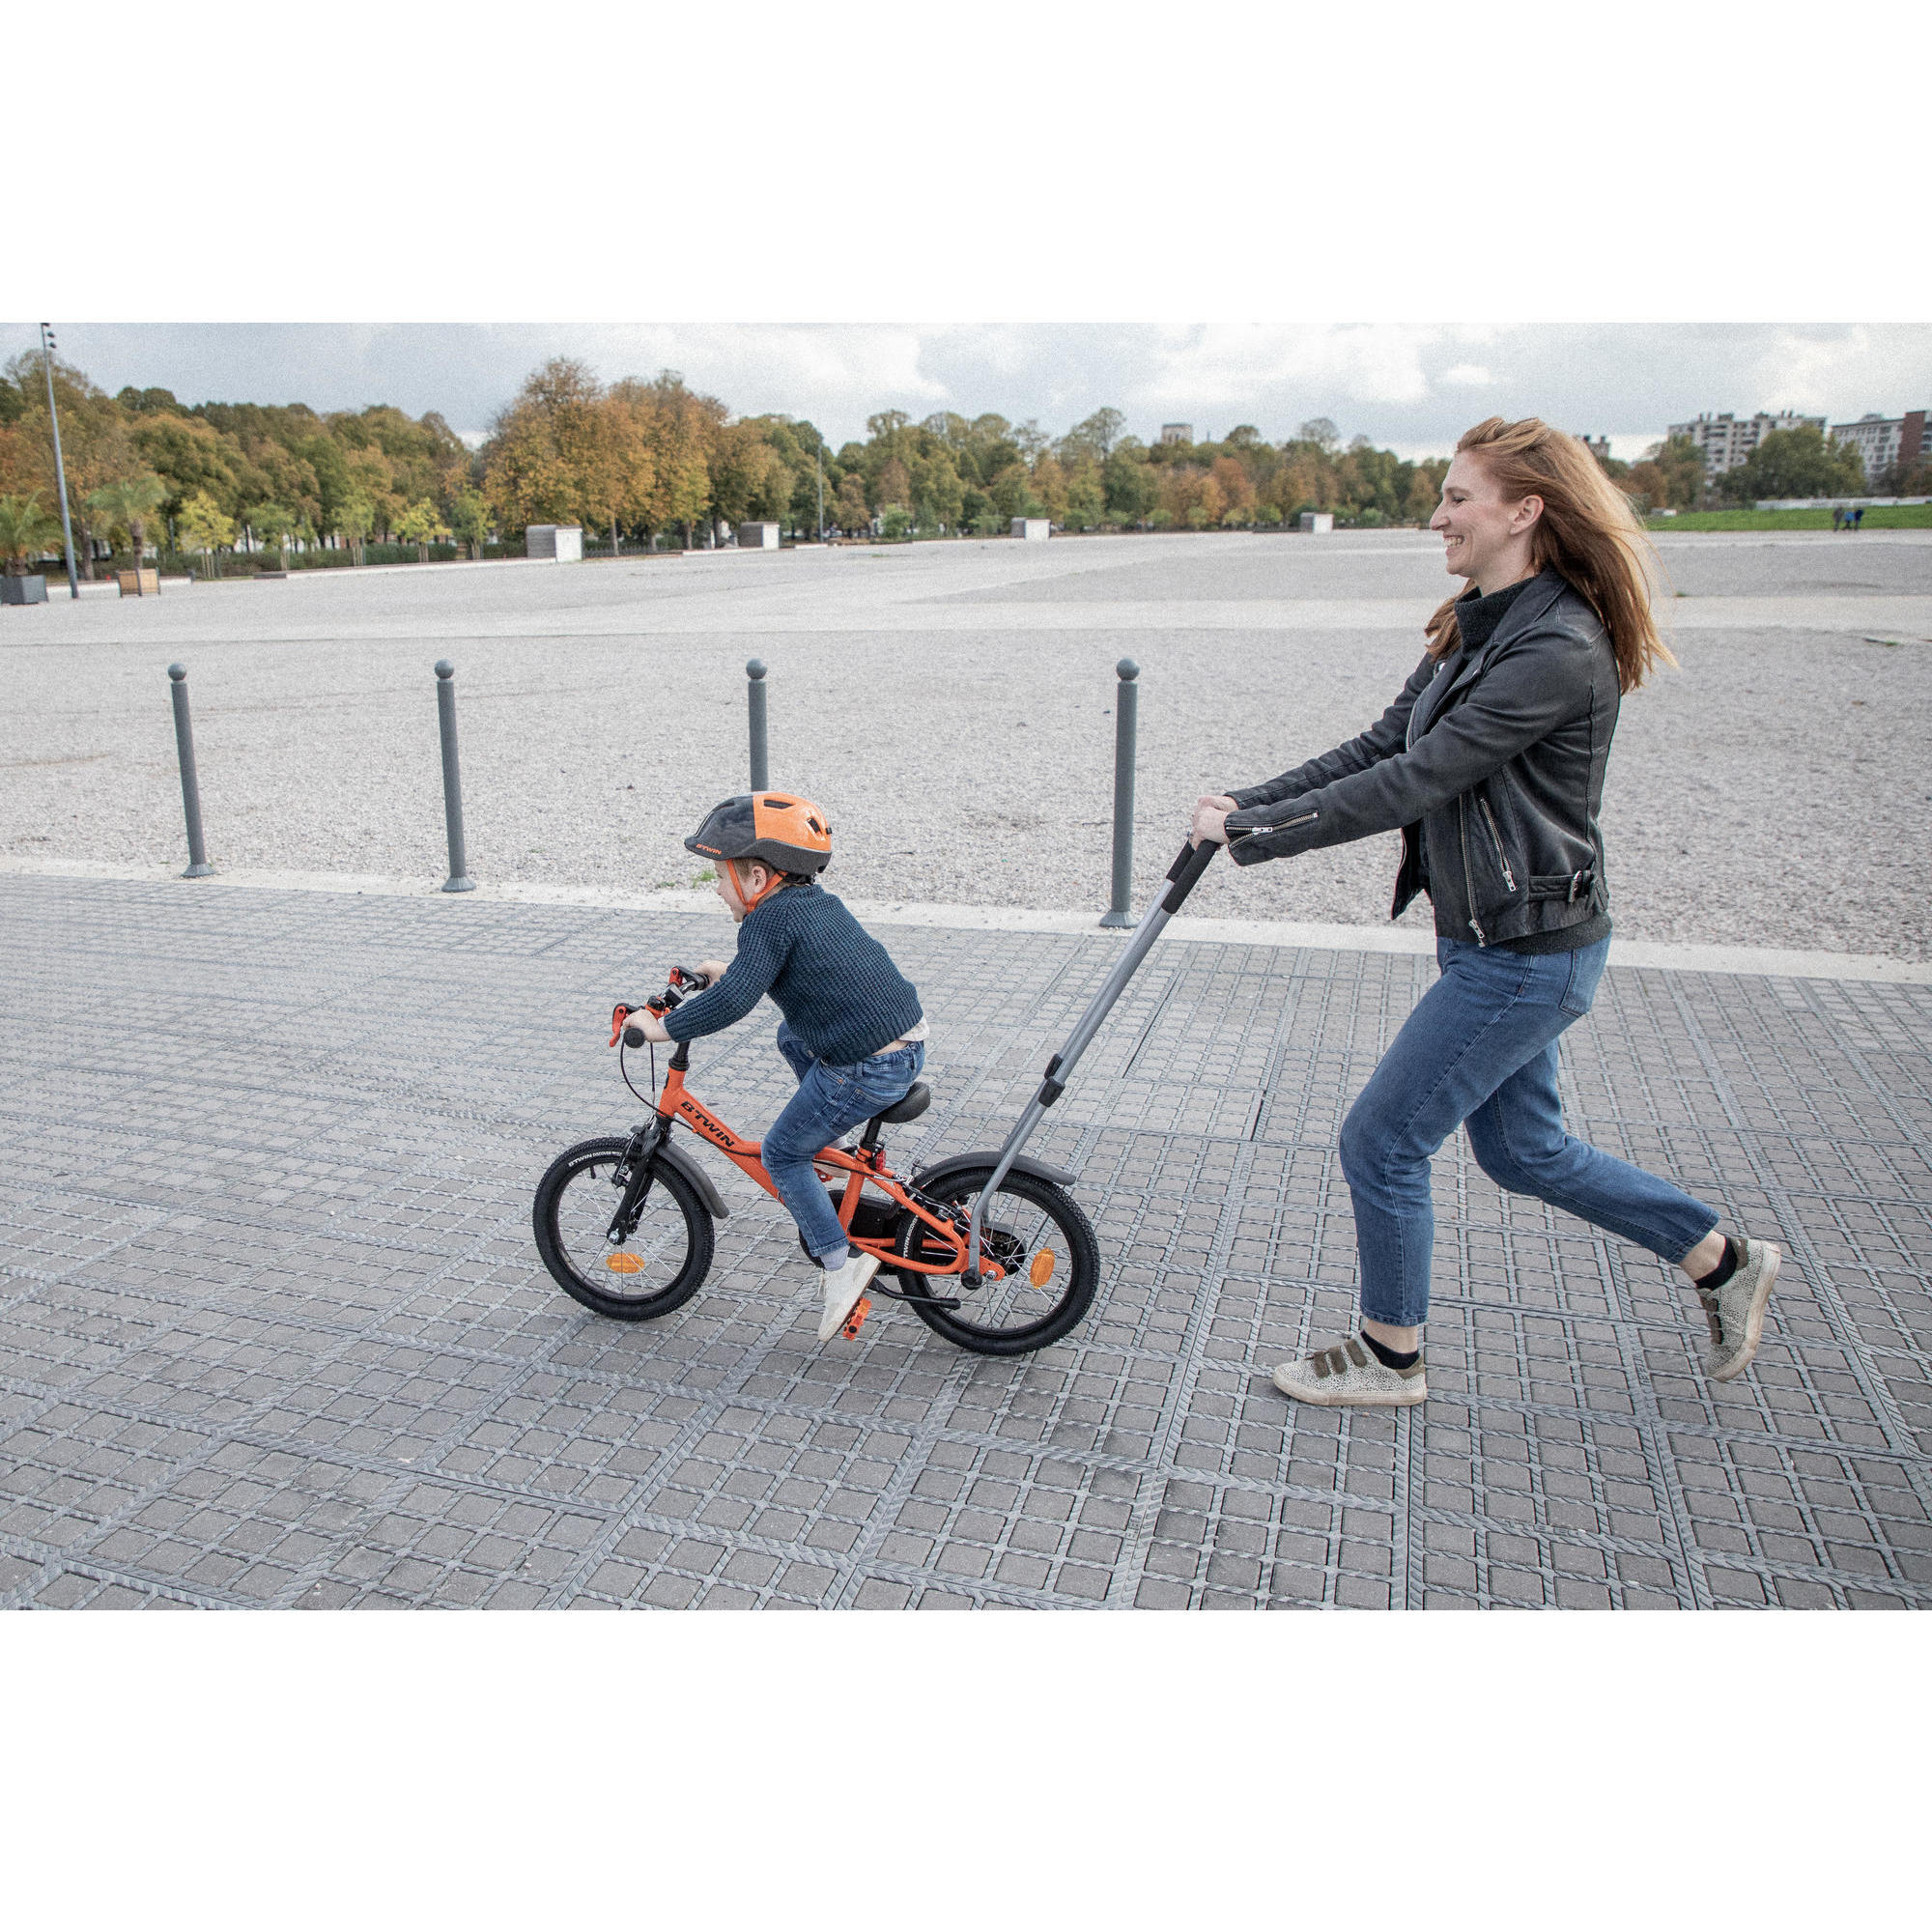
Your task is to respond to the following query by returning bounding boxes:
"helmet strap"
[730,859,786,912]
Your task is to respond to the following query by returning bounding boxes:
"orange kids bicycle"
[531,966,1101,1356]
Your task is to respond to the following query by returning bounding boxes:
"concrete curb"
[5,856,1927,983]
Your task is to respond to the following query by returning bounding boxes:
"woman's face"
[1431,451,1541,590]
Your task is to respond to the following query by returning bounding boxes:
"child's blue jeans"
[1340,936,1719,1328]
[764,1021,924,1265]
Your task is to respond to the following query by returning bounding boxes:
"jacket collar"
[1409,568,1570,742]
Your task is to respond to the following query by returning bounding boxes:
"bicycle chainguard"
[862,1278,962,1310]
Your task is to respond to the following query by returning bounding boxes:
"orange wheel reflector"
[1029,1250,1057,1288]
[605,1252,645,1275]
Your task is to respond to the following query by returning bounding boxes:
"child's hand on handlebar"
[1191,794,1237,846]
[696,959,728,985]
[631,1010,671,1044]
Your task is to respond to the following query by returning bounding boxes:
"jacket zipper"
[1458,798,1486,945]
[1477,797,1518,892]
[1246,810,1318,836]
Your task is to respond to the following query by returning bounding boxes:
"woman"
[1191,416,1778,1407]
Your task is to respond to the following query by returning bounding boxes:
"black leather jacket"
[1223,569,1618,947]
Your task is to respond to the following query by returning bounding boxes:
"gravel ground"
[4,530,1929,957]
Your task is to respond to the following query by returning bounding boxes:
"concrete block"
[1297,512,1335,533]
[524,525,583,561]
[736,523,781,550]
[1011,518,1050,541]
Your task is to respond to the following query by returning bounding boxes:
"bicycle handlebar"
[611,967,714,1047]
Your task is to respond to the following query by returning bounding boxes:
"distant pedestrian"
[1853,506,1865,530]
[1189,414,1781,1408]
[1833,506,1845,531]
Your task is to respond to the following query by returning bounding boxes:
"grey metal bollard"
[167,664,214,878]
[747,658,769,791]
[434,660,475,893]
[1099,658,1139,928]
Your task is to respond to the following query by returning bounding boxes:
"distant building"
[1159,424,1194,445]
[1665,411,1826,481]
[1577,434,1611,467]
[1831,410,1927,483]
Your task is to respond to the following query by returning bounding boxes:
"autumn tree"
[176,490,236,575]
[87,474,169,569]
[1624,434,1708,512]
[483,356,618,533]
[247,499,295,565]
[394,497,452,561]
[1104,445,1158,526]
[448,489,493,559]
[0,494,61,574]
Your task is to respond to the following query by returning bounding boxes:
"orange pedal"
[840,1294,873,1340]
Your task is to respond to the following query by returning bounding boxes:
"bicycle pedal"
[839,1294,872,1341]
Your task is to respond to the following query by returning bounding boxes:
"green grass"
[1647,505,1932,532]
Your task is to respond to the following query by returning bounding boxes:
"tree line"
[0,351,486,574]
[0,352,1468,572]
[6,347,1914,579]
[480,365,1464,543]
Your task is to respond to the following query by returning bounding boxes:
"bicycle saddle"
[870,1082,931,1127]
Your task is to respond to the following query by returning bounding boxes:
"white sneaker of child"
[816,1249,882,1343]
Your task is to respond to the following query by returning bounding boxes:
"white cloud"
[1136,325,1440,411]
[1440,363,1494,387]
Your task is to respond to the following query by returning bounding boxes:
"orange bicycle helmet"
[685,793,833,880]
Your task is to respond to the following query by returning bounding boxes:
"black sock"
[1694,1236,1741,1291]
[1362,1330,1420,1371]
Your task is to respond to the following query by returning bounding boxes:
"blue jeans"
[763,1021,924,1265]
[1338,937,1718,1328]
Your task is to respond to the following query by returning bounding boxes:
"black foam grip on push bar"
[1161,838,1217,913]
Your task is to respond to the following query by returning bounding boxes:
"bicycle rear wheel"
[533,1136,712,1321]
[893,1167,1099,1356]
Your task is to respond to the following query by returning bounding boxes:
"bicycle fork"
[606,1120,671,1245]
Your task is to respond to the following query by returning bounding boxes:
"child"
[631,793,926,1343]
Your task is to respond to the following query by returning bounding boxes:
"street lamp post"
[816,448,824,542]
[39,324,80,600]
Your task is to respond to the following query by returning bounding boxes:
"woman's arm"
[1224,631,1591,866]
[1226,655,1438,810]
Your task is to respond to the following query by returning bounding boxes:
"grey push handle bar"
[962,838,1219,1286]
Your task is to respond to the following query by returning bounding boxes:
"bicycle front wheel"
[893,1167,1099,1356]
[533,1136,713,1321]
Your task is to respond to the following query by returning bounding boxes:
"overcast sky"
[6,322,1928,462]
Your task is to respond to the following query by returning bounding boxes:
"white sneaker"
[1270,1336,1428,1407]
[1697,1237,1781,1382]
[816,1250,881,1343]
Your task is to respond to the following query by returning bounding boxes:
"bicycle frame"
[643,1044,995,1280]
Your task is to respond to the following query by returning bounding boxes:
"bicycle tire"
[533,1136,713,1321]
[892,1166,1099,1356]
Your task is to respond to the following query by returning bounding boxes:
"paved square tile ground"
[2,875,1928,1609]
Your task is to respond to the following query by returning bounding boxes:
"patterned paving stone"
[0,874,1927,1610]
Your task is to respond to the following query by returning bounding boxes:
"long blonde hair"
[1425,416,1674,694]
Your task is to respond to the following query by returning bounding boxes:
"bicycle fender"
[652,1142,730,1219]
[915,1151,1078,1192]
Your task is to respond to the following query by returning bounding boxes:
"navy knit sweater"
[662,883,923,1065]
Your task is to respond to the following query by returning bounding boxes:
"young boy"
[630,792,926,1343]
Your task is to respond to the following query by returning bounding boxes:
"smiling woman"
[1188,414,1783,1412]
